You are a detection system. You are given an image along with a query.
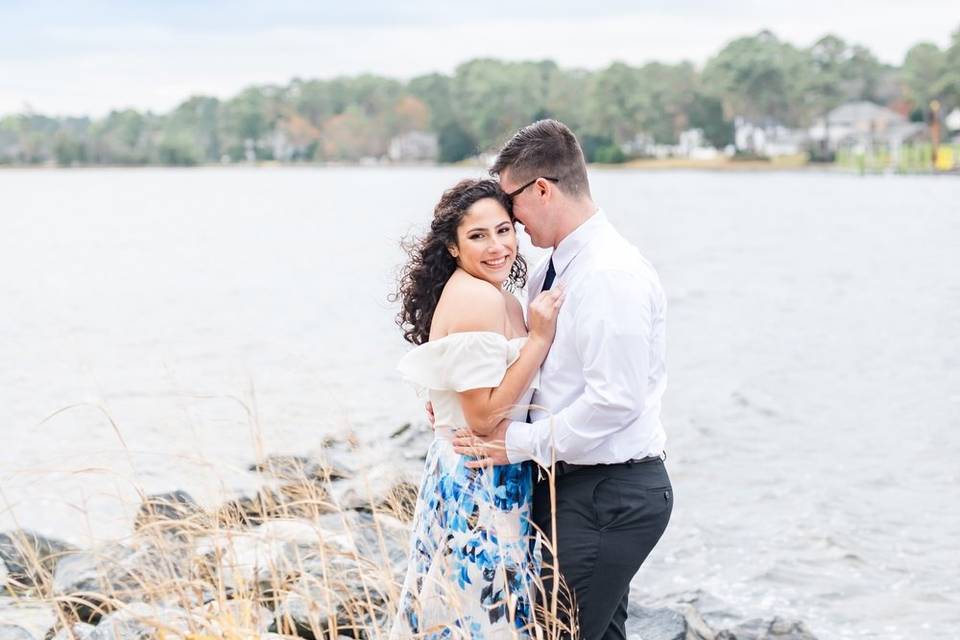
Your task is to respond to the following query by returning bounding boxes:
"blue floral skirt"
[390,436,541,639]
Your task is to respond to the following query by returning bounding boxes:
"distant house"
[620,129,720,159]
[677,128,721,159]
[734,118,807,157]
[388,131,439,163]
[947,108,960,142]
[809,101,926,152]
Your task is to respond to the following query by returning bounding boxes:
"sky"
[1,0,957,117]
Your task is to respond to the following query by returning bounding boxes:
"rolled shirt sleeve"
[505,269,657,466]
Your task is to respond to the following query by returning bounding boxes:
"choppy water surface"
[1,167,958,638]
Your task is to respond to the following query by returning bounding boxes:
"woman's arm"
[448,280,563,436]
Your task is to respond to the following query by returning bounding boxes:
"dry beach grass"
[0,398,577,640]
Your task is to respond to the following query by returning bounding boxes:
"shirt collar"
[551,208,606,276]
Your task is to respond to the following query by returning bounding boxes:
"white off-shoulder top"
[397,331,539,435]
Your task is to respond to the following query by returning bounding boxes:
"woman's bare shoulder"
[436,271,508,334]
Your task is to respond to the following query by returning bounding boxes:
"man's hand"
[452,419,511,468]
[425,401,435,427]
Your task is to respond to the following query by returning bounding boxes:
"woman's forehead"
[462,198,510,226]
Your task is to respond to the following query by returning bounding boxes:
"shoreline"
[0,431,823,640]
[1,159,956,175]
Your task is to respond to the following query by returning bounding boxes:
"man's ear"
[538,178,552,198]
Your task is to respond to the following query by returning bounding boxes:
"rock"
[657,589,743,632]
[0,625,34,640]
[626,603,716,640]
[272,575,381,640]
[0,598,57,637]
[270,512,406,638]
[326,462,422,522]
[216,490,280,527]
[53,541,187,623]
[216,482,336,528]
[310,450,357,482]
[249,452,355,485]
[133,491,206,539]
[194,512,403,631]
[388,423,434,461]
[0,530,76,593]
[194,519,326,593]
[50,623,96,640]
[249,456,313,478]
[272,580,340,637]
[645,591,819,640]
[202,599,274,634]
[716,617,818,640]
[86,602,197,640]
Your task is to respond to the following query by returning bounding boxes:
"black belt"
[551,453,665,478]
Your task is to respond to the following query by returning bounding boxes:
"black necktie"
[527,256,556,427]
[541,257,556,292]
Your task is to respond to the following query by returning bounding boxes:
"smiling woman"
[392,178,527,346]
[388,177,566,637]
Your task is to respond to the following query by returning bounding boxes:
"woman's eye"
[470,234,483,240]
[498,227,510,234]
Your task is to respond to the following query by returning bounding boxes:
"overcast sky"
[1,0,957,117]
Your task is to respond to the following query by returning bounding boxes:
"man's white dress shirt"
[505,209,668,466]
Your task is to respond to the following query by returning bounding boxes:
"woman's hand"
[527,285,565,346]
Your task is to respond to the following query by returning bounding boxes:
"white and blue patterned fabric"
[390,332,542,639]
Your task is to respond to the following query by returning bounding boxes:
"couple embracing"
[390,120,672,639]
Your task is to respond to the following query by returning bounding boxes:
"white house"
[809,101,908,151]
[946,108,960,142]
[734,118,807,156]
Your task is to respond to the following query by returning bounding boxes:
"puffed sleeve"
[397,332,514,392]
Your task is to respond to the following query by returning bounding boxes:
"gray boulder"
[86,602,198,640]
[194,517,332,597]
[716,617,818,640]
[388,423,434,461]
[201,599,274,634]
[0,626,34,640]
[53,542,187,623]
[626,603,716,640]
[0,598,57,639]
[326,461,422,522]
[0,530,76,593]
[133,491,206,539]
[50,623,96,640]
[249,451,355,484]
[215,483,335,527]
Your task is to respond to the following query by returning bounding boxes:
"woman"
[390,178,564,639]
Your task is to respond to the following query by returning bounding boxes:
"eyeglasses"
[505,176,560,199]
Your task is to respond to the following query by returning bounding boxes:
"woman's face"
[452,197,518,286]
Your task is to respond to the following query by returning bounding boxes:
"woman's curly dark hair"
[392,178,528,345]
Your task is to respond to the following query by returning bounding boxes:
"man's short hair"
[490,119,591,199]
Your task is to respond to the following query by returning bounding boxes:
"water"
[1,167,958,638]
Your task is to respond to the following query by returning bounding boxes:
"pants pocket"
[592,477,626,529]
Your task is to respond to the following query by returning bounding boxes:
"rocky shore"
[1,424,818,640]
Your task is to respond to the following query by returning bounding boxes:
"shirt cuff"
[504,420,533,464]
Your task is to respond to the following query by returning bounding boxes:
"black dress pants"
[532,459,673,640]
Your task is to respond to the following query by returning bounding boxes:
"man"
[452,119,673,640]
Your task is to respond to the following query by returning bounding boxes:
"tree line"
[2,27,958,166]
